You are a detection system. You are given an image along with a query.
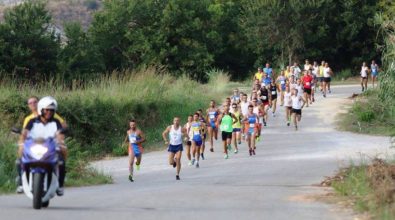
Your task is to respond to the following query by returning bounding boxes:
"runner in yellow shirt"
[23,96,66,128]
[254,67,264,82]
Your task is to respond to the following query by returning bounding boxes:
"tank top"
[361,66,368,77]
[185,122,194,140]
[232,111,241,129]
[240,101,249,116]
[208,110,218,122]
[220,114,233,132]
[371,64,378,73]
[292,96,302,109]
[128,131,140,146]
[260,89,269,102]
[324,67,331,78]
[284,92,292,107]
[191,121,202,140]
[169,125,182,145]
[247,114,257,128]
[270,84,277,96]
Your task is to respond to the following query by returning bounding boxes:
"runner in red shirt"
[302,70,313,107]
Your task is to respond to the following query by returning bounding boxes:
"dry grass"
[322,159,395,219]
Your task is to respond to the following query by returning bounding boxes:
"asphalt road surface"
[1,85,393,220]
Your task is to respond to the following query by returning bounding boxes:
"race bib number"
[249,123,255,128]
[262,96,267,100]
[271,91,276,95]
[209,114,215,119]
[280,80,285,85]
[222,125,229,130]
[130,137,137,144]
[192,127,200,135]
[306,82,310,86]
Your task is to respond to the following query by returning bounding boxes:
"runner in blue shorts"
[242,105,259,156]
[163,117,187,180]
[124,119,146,182]
[191,113,205,168]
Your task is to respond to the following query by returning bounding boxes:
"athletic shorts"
[193,139,202,147]
[285,106,292,110]
[372,72,378,77]
[221,131,232,141]
[319,77,324,82]
[129,144,143,157]
[186,141,192,146]
[168,144,183,153]
[304,88,312,95]
[361,76,367,79]
[292,108,302,115]
[271,95,277,100]
[233,128,241,132]
[324,77,331,83]
[262,101,270,106]
[247,127,255,136]
[210,121,216,129]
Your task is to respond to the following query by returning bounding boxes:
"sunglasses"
[43,109,55,112]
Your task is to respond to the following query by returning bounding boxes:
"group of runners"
[125,59,370,182]
[15,59,380,193]
[360,60,380,91]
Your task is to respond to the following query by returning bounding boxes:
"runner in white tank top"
[163,117,187,180]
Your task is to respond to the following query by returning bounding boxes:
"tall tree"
[0,1,60,80]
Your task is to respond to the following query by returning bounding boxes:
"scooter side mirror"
[11,127,22,134]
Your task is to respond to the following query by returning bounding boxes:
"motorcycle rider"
[16,96,67,193]
[18,96,67,196]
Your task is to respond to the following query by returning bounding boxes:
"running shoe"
[256,136,260,142]
[234,149,238,154]
[224,154,229,159]
[201,153,205,160]
[188,160,192,166]
[263,121,267,127]
[227,144,232,151]
[252,149,256,155]
[249,149,252,156]
[176,175,180,180]
[210,148,214,152]
[329,90,332,94]
[172,161,176,168]
[128,175,134,182]
[136,164,141,171]
[287,122,290,126]
[238,140,241,145]
[196,162,200,168]
[272,112,275,117]
[295,125,298,131]
[323,94,326,98]
[191,158,196,165]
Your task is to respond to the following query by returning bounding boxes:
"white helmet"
[37,96,58,116]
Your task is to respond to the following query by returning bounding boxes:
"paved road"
[0,85,392,220]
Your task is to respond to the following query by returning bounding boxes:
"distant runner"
[302,70,313,107]
[276,70,287,106]
[360,62,369,92]
[230,103,242,153]
[371,60,379,88]
[291,89,306,130]
[218,106,237,159]
[242,105,259,156]
[125,119,146,182]
[283,84,292,126]
[183,115,194,165]
[206,100,220,152]
[191,113,205,168]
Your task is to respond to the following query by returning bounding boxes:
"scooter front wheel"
[32,173,44,209]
